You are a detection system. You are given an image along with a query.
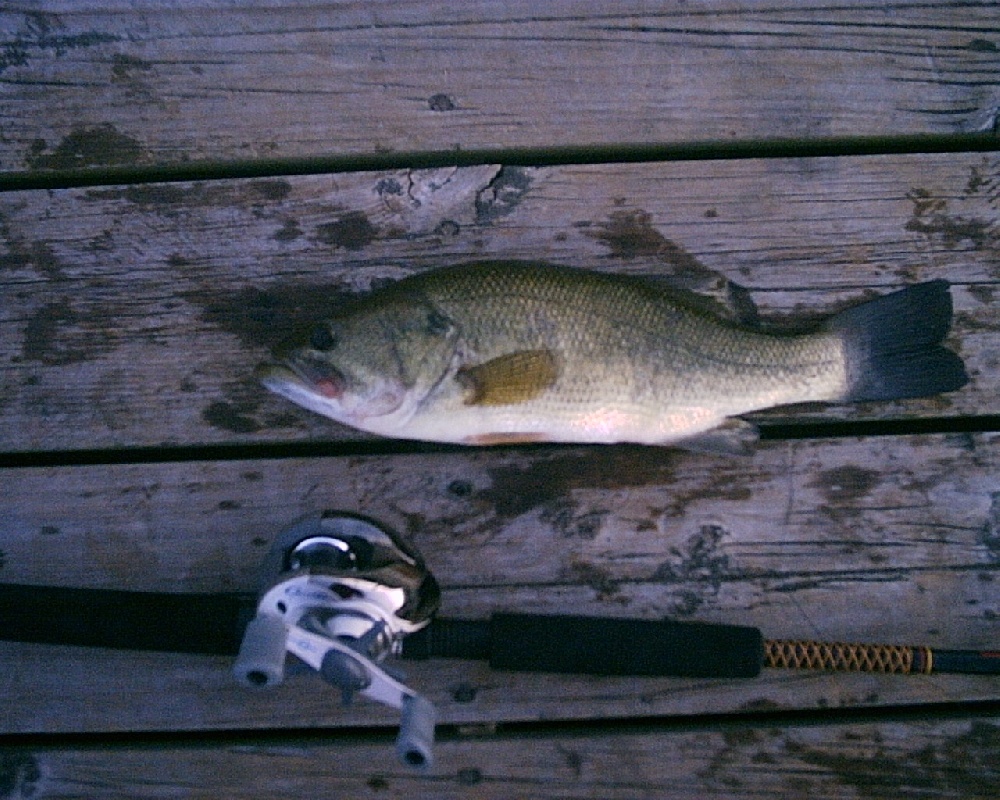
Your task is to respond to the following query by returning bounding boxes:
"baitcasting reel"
[234,512,441,768]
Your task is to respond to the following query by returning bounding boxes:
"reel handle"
[233,614,288,688]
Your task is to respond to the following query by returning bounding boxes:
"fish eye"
[309,325,337,351]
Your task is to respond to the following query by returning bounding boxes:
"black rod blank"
[1,584,996,676]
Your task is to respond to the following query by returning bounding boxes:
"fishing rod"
[1,512,997,769]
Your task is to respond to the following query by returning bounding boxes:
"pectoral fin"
[677,419,759,456]
[458,349,560,406]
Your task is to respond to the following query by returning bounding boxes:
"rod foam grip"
[489,613,763,678]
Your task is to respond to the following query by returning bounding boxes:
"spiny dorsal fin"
[458,349,560,406]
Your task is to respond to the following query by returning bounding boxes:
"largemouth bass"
[257,261,967,450]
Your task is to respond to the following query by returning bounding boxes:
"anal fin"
[676,419,759,456]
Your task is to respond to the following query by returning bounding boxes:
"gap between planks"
[1,133,997,194]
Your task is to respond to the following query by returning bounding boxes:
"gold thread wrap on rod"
[764,640,935,674]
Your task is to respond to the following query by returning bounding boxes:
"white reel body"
[234,512,440,768]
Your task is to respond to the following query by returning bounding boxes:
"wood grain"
[2,1,999,175]
[6,635,995,736]
[7,718,998,799]
[1,435,996,733]
[2,4,998,794]
[2,153,997,453]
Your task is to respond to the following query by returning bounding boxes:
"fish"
[256,261,968,451]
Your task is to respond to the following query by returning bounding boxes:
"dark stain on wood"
[555,744,584,777]
[26,123,145,170]
[110,53,153,80]
[475,166,532,223]
[740,698,784,713]
[981,492,1000,561]
[183,281,354,352]
[375,177,404,196]
[968,38,998,53]
[366,774,389,791]
[723,728,761,748]
[906,213,995,250]
[202,366,310,434]
[478,447,678,521]
[657,469,756,519]
[964,160,993,195]
[0,751,42,799]
[905,188,997,251]
[565,559,622,600]
[1,11,118,75]
[315,211,378,250]
[653,524,733,615]
[447,479,474,498]
[953,308,1000,335]
[88,179,291,210]
[22,301,117,366]
[108,53,157,104]
[809,465,881,505]
[588,209,718,286]
[591,209,673,258]
[428,93,457,112]
[272,219,303,241]
[202,392,263,434]
[540,500,607,539]
[451,682,478,703]
[587,209,760,324]
[786,722,1000,798]
[253,180,294,202]
[435,219,461,237]
[0,236,66,282]
[968,284,995,304]
[456,767,484,785]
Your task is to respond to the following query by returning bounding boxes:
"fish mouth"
[256,358,407,420]
[255,358,347,400]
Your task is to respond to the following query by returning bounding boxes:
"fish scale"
[257,261,967,450]
[399,264,843,442]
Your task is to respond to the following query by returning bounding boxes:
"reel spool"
[234,512,440,769]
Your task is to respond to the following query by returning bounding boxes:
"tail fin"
[830,280,968,402]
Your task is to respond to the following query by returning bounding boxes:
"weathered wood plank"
[7,718,999,799]
[2,153,997,453]
[2,4,995,797]
[2,1,998,175]
[1,435,996,733]
[8,636,995,736]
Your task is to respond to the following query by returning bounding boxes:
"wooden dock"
[1,2,998,797]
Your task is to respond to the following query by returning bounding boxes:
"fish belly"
[386,332,846,446]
